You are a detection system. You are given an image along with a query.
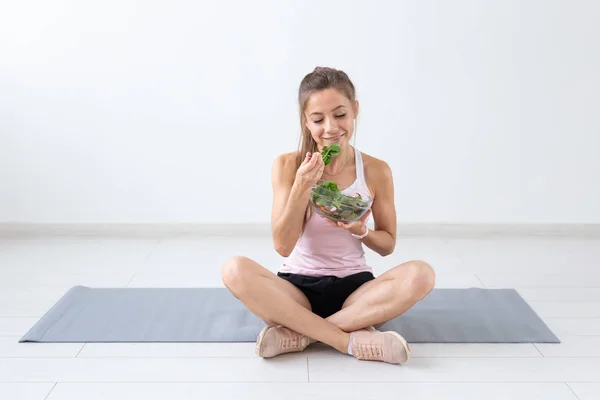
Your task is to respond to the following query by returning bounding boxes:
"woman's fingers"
[314,153,324,174]
[304,152,321,171]
[318,152,325,165]
[301,152,311,165]
[312,152,321,166]
[361,209,372,222]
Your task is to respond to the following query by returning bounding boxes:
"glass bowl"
[310,181,373,223]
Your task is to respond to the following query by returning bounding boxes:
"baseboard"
[1,223,599,239]
[396,223,600,237]
[0,223,271,239]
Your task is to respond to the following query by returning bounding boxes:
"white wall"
[1,0,599,224]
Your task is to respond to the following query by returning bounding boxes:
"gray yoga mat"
[19,286,560,343]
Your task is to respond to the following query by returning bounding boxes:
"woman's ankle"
[336,332,351,354]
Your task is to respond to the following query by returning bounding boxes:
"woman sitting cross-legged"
[222,66,435,364]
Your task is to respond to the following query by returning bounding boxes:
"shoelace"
[355,342,384,359]
[280,336,305,349]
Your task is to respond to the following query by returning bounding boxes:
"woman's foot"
[348,329,411,364]
[255,325,310,358]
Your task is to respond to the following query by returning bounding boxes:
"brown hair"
[296,66,357,229]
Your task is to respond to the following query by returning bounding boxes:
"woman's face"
[304,88,359,151]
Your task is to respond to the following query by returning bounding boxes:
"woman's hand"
[326,208,372,236]
[295,152,324,190]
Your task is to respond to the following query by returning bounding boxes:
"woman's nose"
[324,118,339,133]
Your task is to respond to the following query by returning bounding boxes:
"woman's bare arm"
[270,154,313,257]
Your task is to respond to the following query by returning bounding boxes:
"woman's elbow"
[275,246,292,258]
[273,240,293,257]
[378,248,393,257]
[379,241,396,257]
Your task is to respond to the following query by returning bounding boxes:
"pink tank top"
[279,146,373,278]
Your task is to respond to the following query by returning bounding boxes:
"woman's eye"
[312,114,344,123]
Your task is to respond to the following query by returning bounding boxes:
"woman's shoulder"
[273,151,300,170]
[272,151,301,182]
[275,151,300,163]
[359,150,392,179]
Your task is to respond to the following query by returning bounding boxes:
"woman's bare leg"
[221,256,350,353]
[326,260,436,332]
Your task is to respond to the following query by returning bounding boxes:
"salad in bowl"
[308,143,373,222]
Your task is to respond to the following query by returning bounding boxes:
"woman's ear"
[354,100,360,118]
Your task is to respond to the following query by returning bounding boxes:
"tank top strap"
[353,146,367,186]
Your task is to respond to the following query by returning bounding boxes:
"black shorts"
[277,271,375,318]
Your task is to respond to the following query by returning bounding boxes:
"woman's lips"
[323,133,346,141]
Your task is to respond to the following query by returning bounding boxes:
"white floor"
[1,234,600,399]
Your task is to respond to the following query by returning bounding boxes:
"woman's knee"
[221,255,256,293]
[403,260,436,299]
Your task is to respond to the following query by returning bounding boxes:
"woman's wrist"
[351,224,369,239]
[290,179,312,200]
[292,178,313,196]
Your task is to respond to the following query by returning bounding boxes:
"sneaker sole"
[384,331,412,363]
[255,325,273,357]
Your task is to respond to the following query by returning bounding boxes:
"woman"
[222,67,435,364]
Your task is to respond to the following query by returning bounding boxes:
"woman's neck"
[323,145,354,176]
